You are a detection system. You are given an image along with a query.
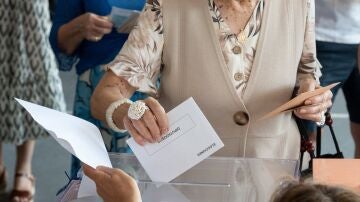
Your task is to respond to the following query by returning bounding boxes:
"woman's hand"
[91,72,168,145]
[58,13,113,54]
[83,165,142,202]
[294,79,333,122]
[123,97,169,145]
[74,13,113,42]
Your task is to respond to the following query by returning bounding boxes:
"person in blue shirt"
[49,0,146,179]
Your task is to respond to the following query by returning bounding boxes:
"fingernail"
[305,100,312,105]
[156,133,161,141]
[138,140,145,146]
[161,128,168,135]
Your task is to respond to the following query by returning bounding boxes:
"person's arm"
[58,13,112,55]
[294,0,332,122]
[83,165,142,202]
[91,0,169,145]
[50,0,112,56]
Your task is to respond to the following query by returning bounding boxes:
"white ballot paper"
[127,97,224,182]
[109,7,140,33]
[15,98,112,199]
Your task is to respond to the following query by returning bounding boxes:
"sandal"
[10,173,36,202]
[0,166,6,194]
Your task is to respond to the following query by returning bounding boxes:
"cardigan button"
[232,46,242,54]
[233,111,249,126]
[234,72,243,81]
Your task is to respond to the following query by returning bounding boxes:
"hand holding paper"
[127,97,224,182]
[16,97,224,200]
[260,83,339,120]
[15,98,112,198]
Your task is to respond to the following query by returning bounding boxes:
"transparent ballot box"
[109,153,299,202]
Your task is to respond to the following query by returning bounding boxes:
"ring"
[316,111,326,126]
[128,101,149,120]
[94,36,101,42]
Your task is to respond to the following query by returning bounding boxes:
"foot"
[11,173,35,202]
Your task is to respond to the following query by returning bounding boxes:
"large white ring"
[316,111,326,126]
[128,101,149,120]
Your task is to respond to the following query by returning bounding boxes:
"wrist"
[58,21,85,54]
[297,77,317,94]
[299,77,316,85]
[106,99,132,133]
[67,18,87,39]
[113,103,131,129]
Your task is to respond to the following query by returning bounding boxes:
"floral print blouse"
[107,0,321,97]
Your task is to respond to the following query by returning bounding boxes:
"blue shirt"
[50,0,146,75]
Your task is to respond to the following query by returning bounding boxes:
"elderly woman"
[91,0,332,160]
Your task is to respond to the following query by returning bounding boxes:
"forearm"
[297,0,321,85]
[91,71,136,130]
[58,19,84,55]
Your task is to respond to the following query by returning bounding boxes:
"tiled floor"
[1,70,356,201]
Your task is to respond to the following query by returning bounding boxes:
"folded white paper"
[127,97,224,182]
[109,7,140,33]
[15,98,112,198]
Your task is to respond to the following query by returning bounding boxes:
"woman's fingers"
[142,110,161,141]
[124,98,168,145]
[93,15,113,29]
[82,13,113,41]
[294,110,323,122]
[297,101,331,114]
[131,119,154,143]
[145,97,169,135]
[83,164,111,184]
[294,90,333,122]
[92,24,112,35]
[304,90,333,105]
[123,117,146,146]
[83,164,97,180]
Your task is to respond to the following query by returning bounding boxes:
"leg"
[14,140,35,193]
[342,67,360,158]
[10,140,36,201]
[351,122,360,158]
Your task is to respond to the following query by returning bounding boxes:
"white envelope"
[15,98,112,198]
[127,97,224,182]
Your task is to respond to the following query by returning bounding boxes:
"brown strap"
[10,190,34,200]
[15,173,35,184]
[11,173,35,201]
